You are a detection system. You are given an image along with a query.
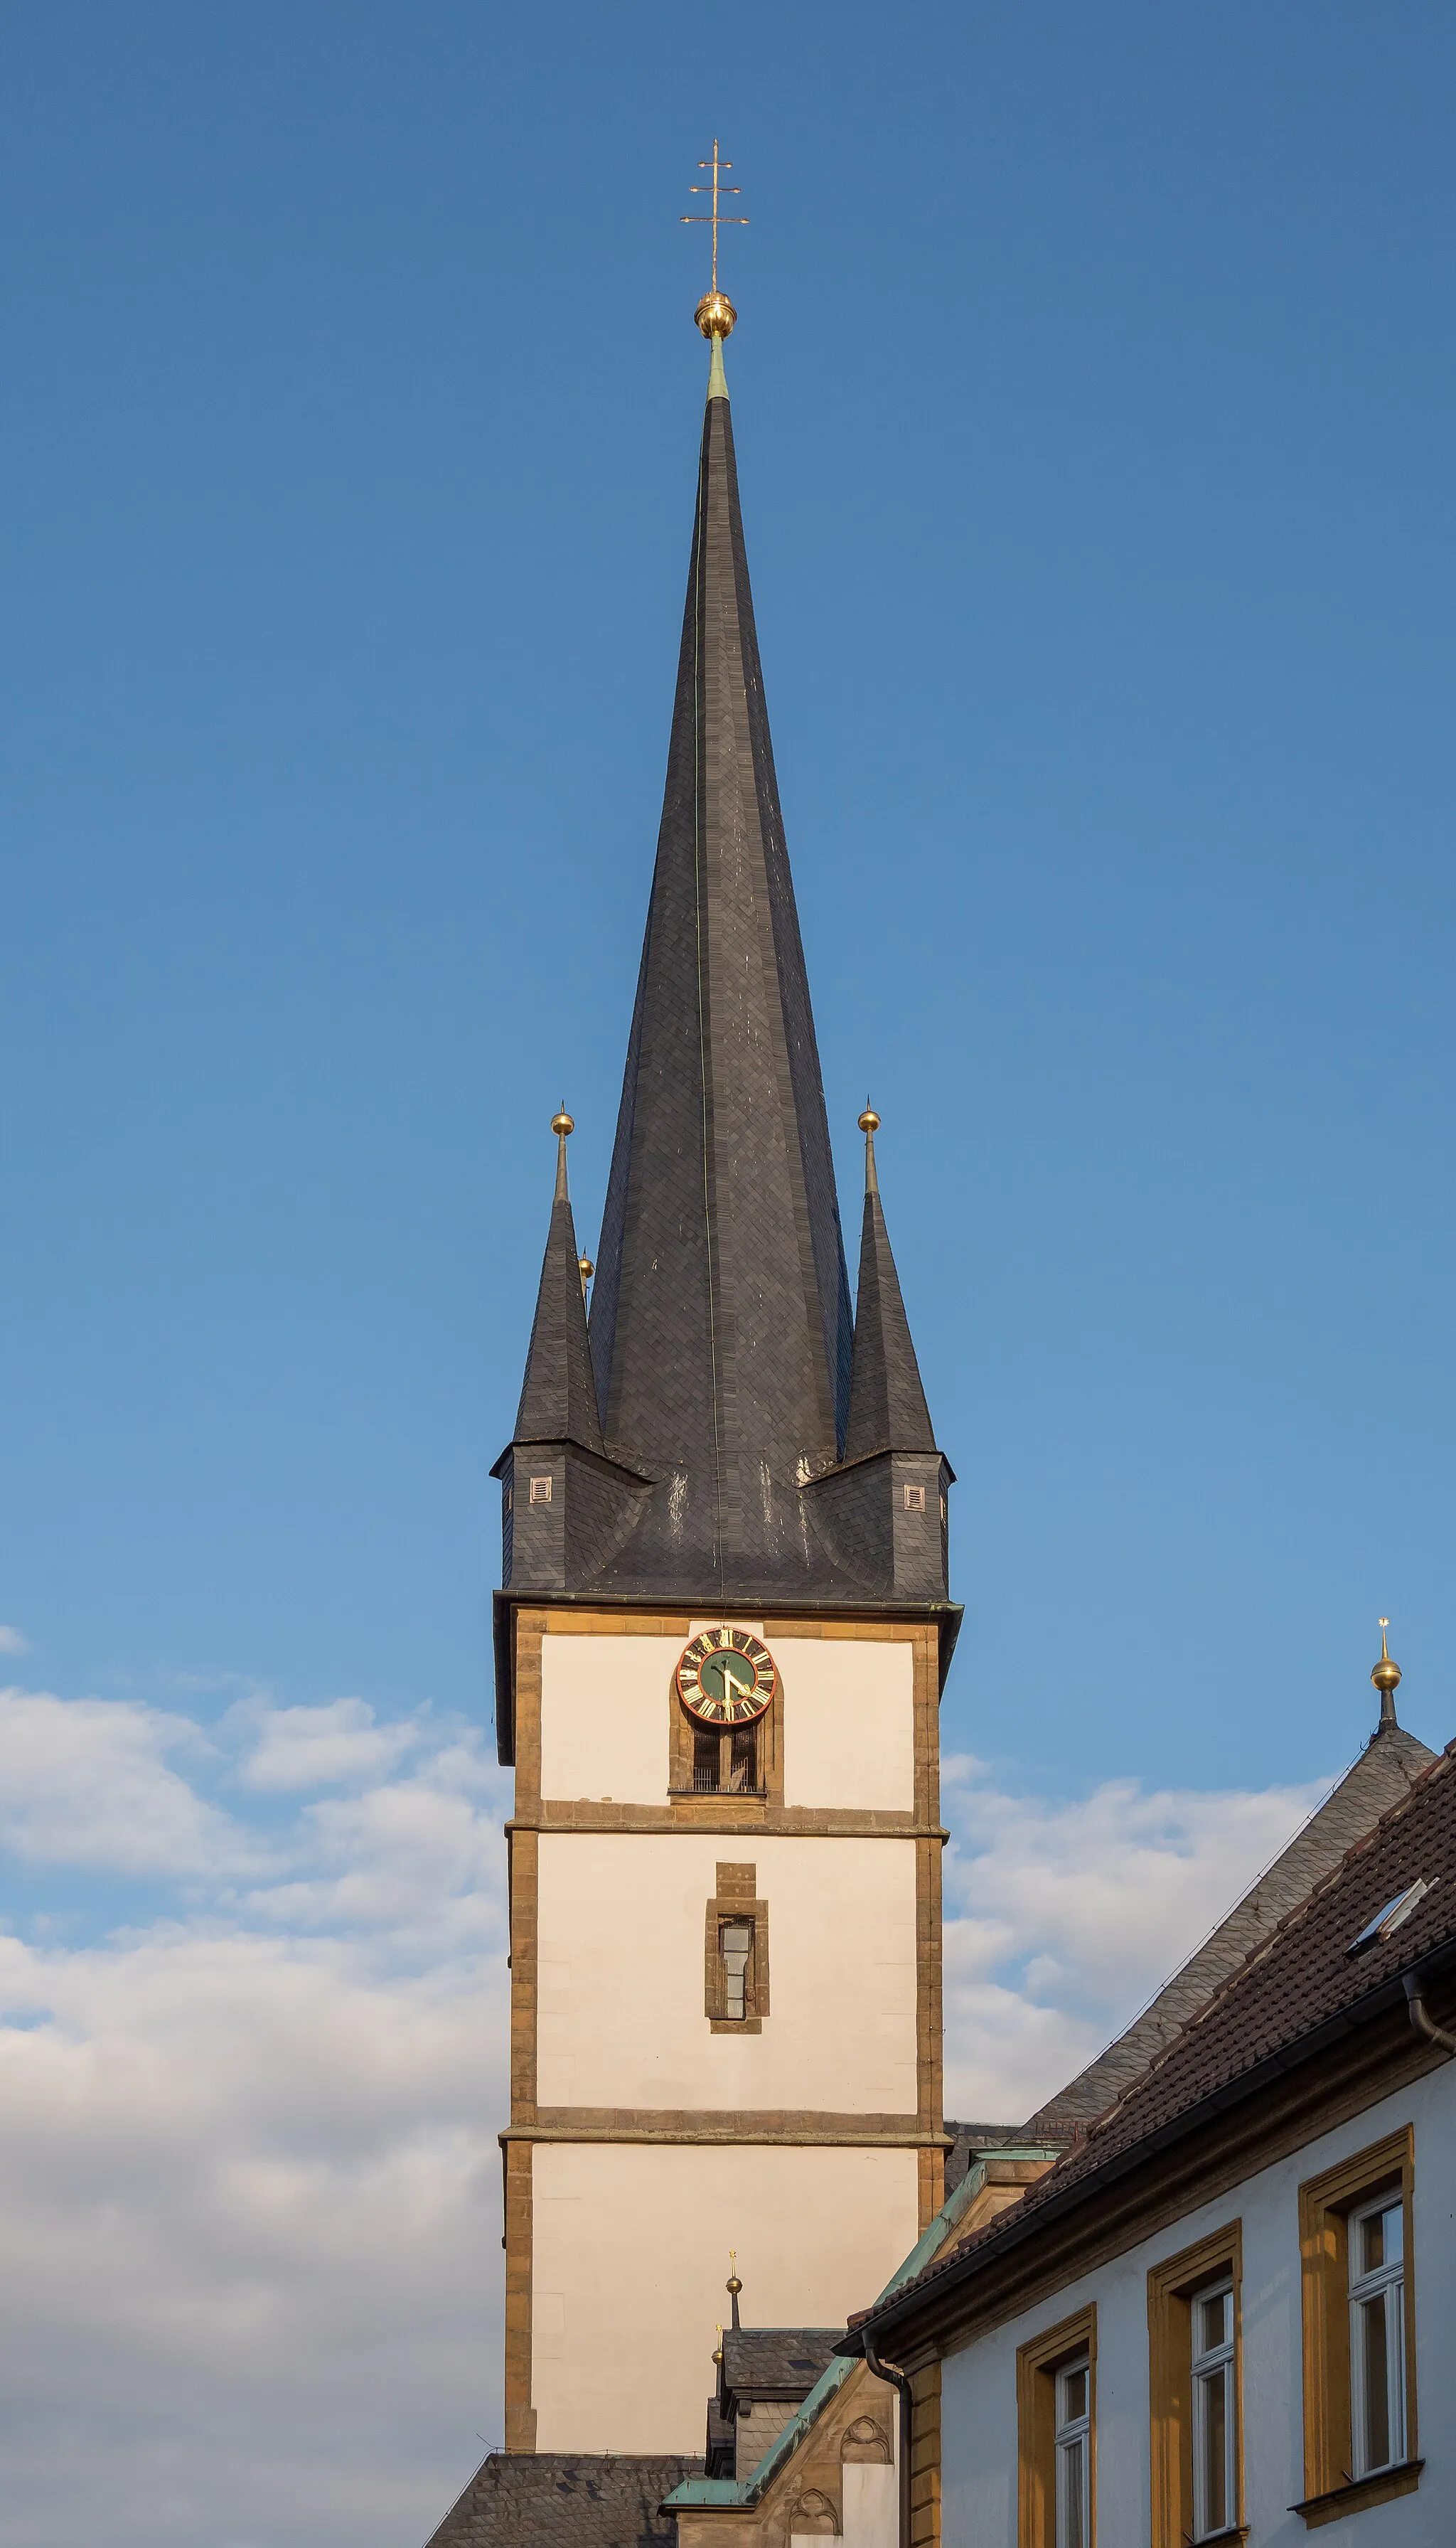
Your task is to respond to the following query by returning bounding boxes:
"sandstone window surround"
[705,1862,769,2033]
[1295,2124,1420,2528]
[1147,2221,1244,2547]
[1015,2303,1096,2548]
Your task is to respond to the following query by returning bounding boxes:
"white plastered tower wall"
[502,1611,946,2456]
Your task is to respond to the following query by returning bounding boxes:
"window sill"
[1291,2461,1423,2528]
[668,1785,768,1801]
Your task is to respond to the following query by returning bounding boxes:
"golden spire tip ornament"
[858,1104,880,1135]
[1372,1619,1402,1698]
[682,137,746,336]
[551,1107,574,1139]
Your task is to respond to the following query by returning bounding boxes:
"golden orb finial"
[712,2324,724,2366]
[1372,1618,1402,1700]
[695,291,737,339]
[551,1107,574,1140]
[858,1104,881,1135]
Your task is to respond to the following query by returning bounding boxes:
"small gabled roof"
[852,1737,1456,2348]
[721,2328,842,2404]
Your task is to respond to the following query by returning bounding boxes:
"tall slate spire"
[584,324,854,1598]
[493,306,955,1641]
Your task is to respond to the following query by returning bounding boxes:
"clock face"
[676,1626,776,1727]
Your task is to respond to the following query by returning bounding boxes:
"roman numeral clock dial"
[675,1627,776,1726]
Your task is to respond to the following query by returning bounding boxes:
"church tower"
[491,274,959,2458]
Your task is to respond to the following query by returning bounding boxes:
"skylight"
[1347,1877,1435,1960]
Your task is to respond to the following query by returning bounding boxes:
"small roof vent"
[1347,1877,1435,1960]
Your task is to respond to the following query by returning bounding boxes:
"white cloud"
[0,1677,1332,2547]
[0,1689,237,1875]
[0,1683,513,2548]
[232,1695,422,1793]
[941,1766,1328,2122]
[0,1626,28,1655]
[0,1926,507,2548]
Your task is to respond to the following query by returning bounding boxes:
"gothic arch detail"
[841,2415,892,2463]
[788,2487,840,2534]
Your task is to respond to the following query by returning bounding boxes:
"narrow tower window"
[528,1475,552,1504]
[705,1866,769,2030]
[719,1921,753,2021]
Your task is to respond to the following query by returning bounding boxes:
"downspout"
[862,2333,913,2548]
[1403,1966,1456,2055]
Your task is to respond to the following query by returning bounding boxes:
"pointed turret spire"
[513,1111,605,1455]
[584,306,854,1599]
[843,1107,936,1461]
[491,1114,647,1598]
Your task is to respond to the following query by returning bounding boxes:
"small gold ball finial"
[859,1104,880,1135]
[695,290,737,339]
[712,2325,724,2366]
[1372,1619,1403,1698]
[551,1107,574,1139]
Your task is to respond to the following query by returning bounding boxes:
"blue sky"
[1,6,1453,2539]
[4,2,1454,1784]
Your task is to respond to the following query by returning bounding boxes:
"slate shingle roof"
[1025,1718,1435,2134]
[722,2328,842,2401]
[858,1739,1456,2338]
[423,2453,701,2547]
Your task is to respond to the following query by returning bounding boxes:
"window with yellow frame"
[1147,2222,1243,2547]
[1296,2126,1420,2527]
[1016,2304,1096,2548]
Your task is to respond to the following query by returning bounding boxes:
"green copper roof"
[664,2143,1065,2510]
[707,329,729,400]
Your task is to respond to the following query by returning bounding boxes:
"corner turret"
[491,1112,646,1594]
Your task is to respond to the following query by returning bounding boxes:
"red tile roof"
[860,1739,1456,2337]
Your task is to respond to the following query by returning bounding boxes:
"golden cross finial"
[681,139,748,297]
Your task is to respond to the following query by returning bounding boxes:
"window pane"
[1197,2290,1230,2355]
[1060,2365,1086,2424]
[1057,2434,1085,2548]
[1197,2365,1228,2532]
[1357,2199,1403,2277]
[1359,2292,1392,2469]
[720,1922,751,2020]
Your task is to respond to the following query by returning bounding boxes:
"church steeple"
[495,297,953,1618]
[583,309,855,1599]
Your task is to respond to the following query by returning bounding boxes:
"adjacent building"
[843,1726,1456,2547]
